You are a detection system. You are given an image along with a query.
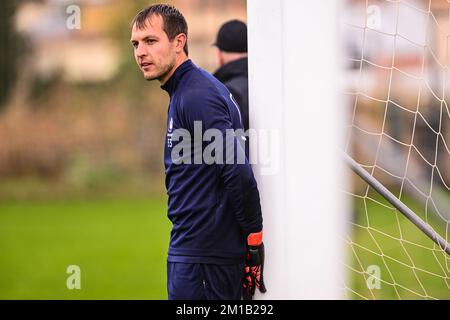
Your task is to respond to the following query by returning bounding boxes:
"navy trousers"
[167,262,244,300]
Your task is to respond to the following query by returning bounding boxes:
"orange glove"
[243,231,267,300]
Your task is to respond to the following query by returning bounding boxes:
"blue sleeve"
[180,89,263,236]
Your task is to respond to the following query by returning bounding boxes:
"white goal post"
[247,0,349,299]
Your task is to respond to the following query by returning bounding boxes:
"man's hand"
[243,231,267,300]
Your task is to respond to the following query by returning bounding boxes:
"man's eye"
[146,39,156,44]
[132,43,138,49]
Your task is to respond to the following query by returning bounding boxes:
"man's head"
[130,4,188,84]
[214,20,248,67]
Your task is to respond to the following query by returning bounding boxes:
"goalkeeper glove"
[243,231,267,300]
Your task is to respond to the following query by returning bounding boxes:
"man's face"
[131,15,177,83]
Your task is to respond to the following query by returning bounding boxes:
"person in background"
[213,20,250,133]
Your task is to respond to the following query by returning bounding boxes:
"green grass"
[0,192,448,300]
[348,194,450,300]
[0,198,170,299]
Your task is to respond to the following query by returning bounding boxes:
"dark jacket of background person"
[213,57,249,133]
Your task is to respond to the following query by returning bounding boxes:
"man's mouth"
[140,62,153,70]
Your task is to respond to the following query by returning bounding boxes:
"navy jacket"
[162,59,263,264]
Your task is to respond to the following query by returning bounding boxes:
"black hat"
[214,20,247,53]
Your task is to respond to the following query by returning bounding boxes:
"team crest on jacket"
[169,117,173,133]
[167,117,173,148]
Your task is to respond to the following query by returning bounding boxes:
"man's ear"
[174,33,187,54]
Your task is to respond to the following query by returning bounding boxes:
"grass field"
[0,194,448,299]
[0,198,171,299]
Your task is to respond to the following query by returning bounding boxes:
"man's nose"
[135,44,147,58]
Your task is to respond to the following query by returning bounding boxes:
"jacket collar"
[161,59,195,96]
[213,57,248,83]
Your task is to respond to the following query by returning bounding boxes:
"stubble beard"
[145,62,175,82]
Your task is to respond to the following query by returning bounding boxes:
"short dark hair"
[132,4,189,55]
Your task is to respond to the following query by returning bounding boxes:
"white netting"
[343,0,450,299]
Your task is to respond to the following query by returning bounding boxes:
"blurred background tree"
[0,0,24,109]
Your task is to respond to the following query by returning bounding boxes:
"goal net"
[343,0,450,299]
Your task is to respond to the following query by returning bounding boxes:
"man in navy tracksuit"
[131,4,266,300]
